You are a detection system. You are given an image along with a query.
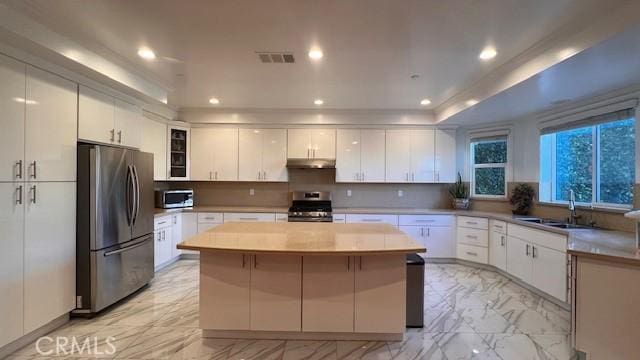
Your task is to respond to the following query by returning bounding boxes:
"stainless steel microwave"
[155,189,194,209]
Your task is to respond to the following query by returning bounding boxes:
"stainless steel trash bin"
[406,253,425,328]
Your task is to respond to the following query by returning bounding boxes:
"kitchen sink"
[514,217,591,230]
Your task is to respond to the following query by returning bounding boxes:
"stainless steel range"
[288,191,333,222]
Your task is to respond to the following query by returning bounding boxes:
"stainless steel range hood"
[286,158,336,169]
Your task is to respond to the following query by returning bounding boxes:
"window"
[471,138,508,197]
[540,116,635,207]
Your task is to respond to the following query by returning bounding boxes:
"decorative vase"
[453,198,470,210]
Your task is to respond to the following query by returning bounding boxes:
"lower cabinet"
[250,254,302,331]
[171,214,182,258]
[489,228,507,271]
[400,225,454,258]
[154,219,173,269]
[506,236,531,282]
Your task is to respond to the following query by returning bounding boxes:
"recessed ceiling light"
[314,99,324,105]
[478,47,497,61]
[209,97,220,105]
[420,99,432,106]
[466,99,479,106]
[137,48,156,60]
[308,48,323,60]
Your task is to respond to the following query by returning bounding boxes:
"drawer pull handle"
[494,225,503,229]
[416,219,435,222]
[240,217,259,221]
[466,251,478,256]
[466,221,478,225]
[466,235,478,239]
[157,221,167,225]
[500,236,505,246]
[362,219,382,222]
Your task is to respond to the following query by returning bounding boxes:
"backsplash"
[156,169,452,209]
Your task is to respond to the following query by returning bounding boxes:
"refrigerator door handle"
[132,165,141,225]
[125,165,133,226]
[104,236,152,257]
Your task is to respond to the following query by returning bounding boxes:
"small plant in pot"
[449,173,470,210]
[510,183,536,215]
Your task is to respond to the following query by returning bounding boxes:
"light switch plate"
[398,190,403,197]
[249,188,255,196]
[347,189,352,197]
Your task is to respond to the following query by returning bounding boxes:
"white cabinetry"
[456,216,489,264]
[489,220,507,271]
[140,116,167,181]
[287,129,336,159]
[197,212,223,233]
[154,216,173,269]
[399,215,455,258]
[336,129,385,182]
[239,129,287,182]
[79,86,142,148]
[191,128,238,181]
[434,129,456,183]
[385,129,435,183]
[0,54,25,182]
[170,214,182,259]
[224,212,276,223]
[345,213,398,226]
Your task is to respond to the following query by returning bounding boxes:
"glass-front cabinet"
[168,125,190,180]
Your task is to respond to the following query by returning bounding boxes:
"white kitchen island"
[177,222,425,341]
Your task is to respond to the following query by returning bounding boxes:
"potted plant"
[510,183,536,215]
[449,173,470,210]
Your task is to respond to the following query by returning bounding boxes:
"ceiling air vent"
[257,52,295,64]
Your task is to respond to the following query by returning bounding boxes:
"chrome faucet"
[568,189,581,225]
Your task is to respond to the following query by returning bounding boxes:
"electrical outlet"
[249,188,255,196]
[347,189,352,197]
[398,190,403,197]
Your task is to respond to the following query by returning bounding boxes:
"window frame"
[541,118,635,209]
[470,137,509,199]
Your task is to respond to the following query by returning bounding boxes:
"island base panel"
[202,330,403,342]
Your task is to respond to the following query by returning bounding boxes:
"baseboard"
[0,313,69,359]
[202,330,403,342]
[423,258,571,311]
[179,253,200,260]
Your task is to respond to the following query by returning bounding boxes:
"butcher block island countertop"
[177,222,425,255]
[178,222,423,341]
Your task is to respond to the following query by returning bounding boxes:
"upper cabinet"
[25,66,77,182]
[0,54,26,182]
[168,126,191,180]
[140,116,167,181]
[287,128,335,159]
[434,129,457,183]
[78,85,142,149]
[386,129,436,183]
[336,129,385,182]
[190,128,237,181]
[239,129,287,182]
[410,129,435,182]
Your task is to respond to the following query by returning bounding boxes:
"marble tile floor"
[7,260,574,360]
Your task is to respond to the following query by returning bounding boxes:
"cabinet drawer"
[507,223,567,252]
[345,214,398,226]
[224,212,276,223]
[456,227,488,247]
[490,220,507,234]
[154,215,172,229]
[457,243,489,264]
[332,214,346,223]
[399,214,454,227]
[276,213,288,222]
[457,216,488,230]
[198,212,223,224]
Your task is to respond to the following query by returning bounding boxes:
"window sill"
[471,196,508,202]
[536,201,631,214]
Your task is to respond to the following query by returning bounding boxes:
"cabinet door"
[26,67,77,182]
[410,129,435,183]
[287,129,311,158]
[489,230,507,271]
[114,99,142,149]
[190,128,215,180]
[0,183,24,347]
[532,246,567,301]
[238,129,263,181]
[200,252,250,330]
[385,130,411,182]
[140,116,167,181]
[24,182,75,333]
[311,129,336,159]
[168,126,189,180]
[399,226,425,255]
[250,254,302,331]
[434,129,456,183]
[360,129,386,182]
[154,229,162,268]
[180,212,199,255]
[171,214,182,259]
[302,256,354,332]
[336,129,361,182]
[262,129,288,182]
[506,236,532,283]
[78,85,115,144]
[0,54,25,182]
[424,226,455,258]
[354,255,406,333]
[212,128,238,181]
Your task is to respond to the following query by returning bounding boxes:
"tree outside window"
[471,138,508,197]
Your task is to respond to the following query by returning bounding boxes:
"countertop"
[177,222,425,255]
[159,205,639,264]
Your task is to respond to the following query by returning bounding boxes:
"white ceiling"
[444,23,640,126]
[2,0,625,111]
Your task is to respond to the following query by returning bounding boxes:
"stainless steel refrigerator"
[75,144,155,314]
